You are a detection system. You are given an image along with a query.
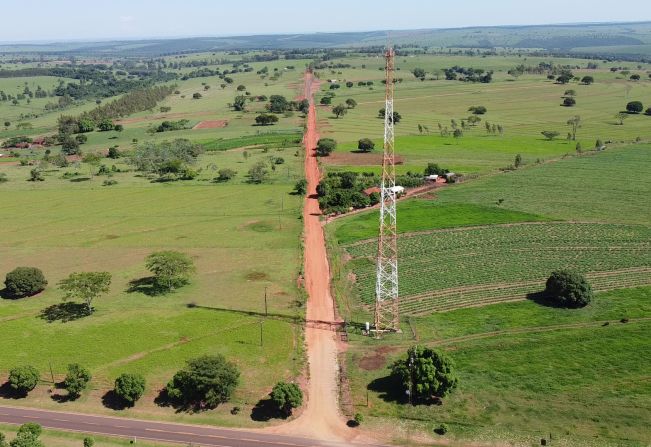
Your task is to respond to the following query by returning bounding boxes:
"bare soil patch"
[246,271,270,281]
[115,111,213,125]
[193,120,228,130]
[359,346,399,371]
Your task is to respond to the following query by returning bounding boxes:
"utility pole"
[259,320,264,347]
[264,286,268,316]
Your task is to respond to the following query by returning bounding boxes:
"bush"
[216,168,237,182]
[17,423,41,438]
[293,179,307,195]
[434,423,449,435]
[8,366,39,395]
[545,270,593,308]
[4,267,47,298]
[83,437,95,447]
[316,138,336,157]
[468,105,487,115]
[357,138,375,152]
[0,173,8,183]
[270,382,303,416]
[63,363,92,399]
[354,413,364,426]
[166,355,240,408]
[114,373,146,405]
[645,107,651,116]
[562,97,576,107]
[626,101,644,113]
[102,179,118,186]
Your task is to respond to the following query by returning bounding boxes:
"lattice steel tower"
[374,47,399,335]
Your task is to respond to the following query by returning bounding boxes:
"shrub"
[293,179,307,195]
[166,355,240,408]
[192,93,202,99]
[434,423,449,435]
[216,168,237,182]
[562,97,576,107]
[0,173,8,183]
[17,423,41,438]
[645,107,651,116]
[316,138,336,157]
[114,373,146,405]
[64,363,92,399]
[4,267,47,298]
[270,382,303,416]
[357,138,375,152]
[83,437,95,447]
[8,366,40,395]
[354,413,364,426]
[102,179,118,186]
[545,270,593,308]
[468,105,487,115]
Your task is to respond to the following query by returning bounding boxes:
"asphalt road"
[0,405,376,447]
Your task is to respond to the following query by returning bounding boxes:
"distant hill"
[1,22,651,58]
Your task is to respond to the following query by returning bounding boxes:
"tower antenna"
[374,46,399,336]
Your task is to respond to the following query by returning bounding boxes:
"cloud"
[119,16,135,23]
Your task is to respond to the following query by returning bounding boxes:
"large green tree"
[545,270,593,308]
[270,382,303,416]
[145,251,195,292]
[390,346,458,403]
[114,373,146,405]
[166,355,240,409]
[4,267,47,298]
[58,272,111,314]
[63,363,92,399]
[8,366,40,395]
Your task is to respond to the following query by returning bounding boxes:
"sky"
[1,0,650,42]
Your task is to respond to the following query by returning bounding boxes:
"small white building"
[390,185,405,195]
[445,172,456,179]
[425,174,439,181]
[328,79,338,83]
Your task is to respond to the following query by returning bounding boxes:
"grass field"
[0,66,309,426]
[313,54,651,175]
[345,287,651,447]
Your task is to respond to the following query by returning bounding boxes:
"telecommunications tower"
[374,47,399,335]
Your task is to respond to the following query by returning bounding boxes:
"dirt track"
[269,72,356,442]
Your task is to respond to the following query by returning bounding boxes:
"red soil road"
[193,120,228,129]
[270,72,358,443]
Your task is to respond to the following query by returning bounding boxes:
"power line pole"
[374,46,400,337]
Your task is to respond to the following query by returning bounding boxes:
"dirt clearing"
[193,120,229,129]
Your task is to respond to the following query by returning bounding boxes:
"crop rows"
[343,223,651,311]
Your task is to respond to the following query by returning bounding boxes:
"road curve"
[0,405,383,447]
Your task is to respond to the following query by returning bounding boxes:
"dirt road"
[271,72,353,442]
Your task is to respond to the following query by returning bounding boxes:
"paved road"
[0,405,378,447]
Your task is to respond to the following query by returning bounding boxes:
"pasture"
[314,54,651,174]
[0,63,308,426]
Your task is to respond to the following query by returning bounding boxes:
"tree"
[8,366,39,395]
[77,118,95,133]
[581,76,594,85]
[468,105,487,115]
[390,346,458,402]
[58,272,111,314]
[298,99,310,114]
[4,267,47,298]
[83,438,94,447]
[412,68,426,80]
[514,154,523,168]
[316,138,336,157]
[145,251,195,292]
[3,121,10,128]
[114,373,146,405]
[247,161,269,184]
[566,115,581,140]
[61,135,81,155]
[615,112,628,125]
[293,179,307,195]
[107,147,121,159]
[233,95,247,111]
[332,104,347,118]
[646,107,651,116]
[165,355,240,409]
[270,382,303,416]
[453,128,463,139]
[357,138,375,153]
[545,270,593,308]
[345,98,357,109]
[268,95,290,113]
[10,423,44,447]
[255,114,279,126]
[564,89,576,97]
[563,97,576,107]
[319,96,332,105]
[556,74,572,84]
[630,74,641,81]
[192,93,202,99]
[626,101,644,113]
[541,130,560,141]
[63,363,91,399]
[378,108,401,124]
[236,85,246,91]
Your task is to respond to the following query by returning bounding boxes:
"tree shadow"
[250,398,286,422]
[102,390,130,410]
[525,290,563,308]
[367,375,407,404]
[126,277,166,297]
[0,288,14,300]
[0,381,27,399]
[50,381,74,403]
[154,388,204,414]
[39,302,89,323]
[69,177,91,182]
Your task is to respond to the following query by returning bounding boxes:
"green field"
[0,66,308,426]
[345,287,651,447]
[314,54,651,175]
